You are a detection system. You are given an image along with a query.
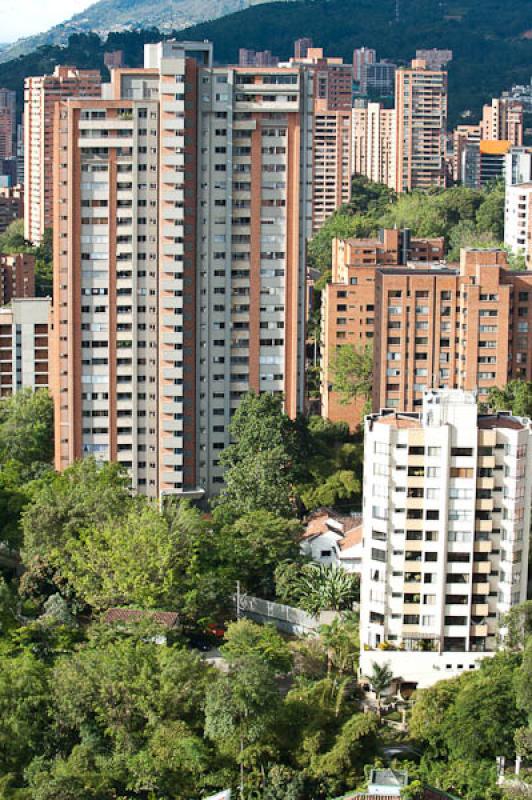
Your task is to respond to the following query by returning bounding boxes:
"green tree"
[34,228,53,297]
[22,458,132,567]
[330,343,373,407]
[0,220,30,254]
[486,381,532,418]
[476,183,505,240]
[217,510,301,597]
[25,628,214,799]
[0,388,53,476]
[221,619,293,674]
[215,392,297,521]
[515,638,532,725]
[319,612,360,677]
[205,657,281,787]
[0,651,50,784]
[368,661,393,718]
[502,600,532,651]
[290,564,359,614]
[65,500,212,613]
[308,712,379,795]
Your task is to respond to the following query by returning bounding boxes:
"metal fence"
[235,593,339,636]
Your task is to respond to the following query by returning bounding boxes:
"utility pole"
[236,580,241,619]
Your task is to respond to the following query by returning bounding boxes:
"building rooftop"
[369,768,409,788]
[478,414,528,431]
[339,523,363,551]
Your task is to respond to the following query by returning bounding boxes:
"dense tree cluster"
[308,178,513,279]
[0,337,531,797]
[2,0,532,130]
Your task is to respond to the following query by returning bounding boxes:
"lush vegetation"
[0,221,53,297]
[1,0,532,129]
[1,383,532,797]
[307,177,516,278]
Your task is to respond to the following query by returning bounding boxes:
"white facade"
[301,513,363,573]
[360,389,532,682]
[505,182,532,268]
[0,298,50,395]
[360,647,494,689]
[352,103,396,190]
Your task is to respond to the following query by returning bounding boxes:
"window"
[451,467,473,478]
[427,467,441,478]
[427,447,441,456]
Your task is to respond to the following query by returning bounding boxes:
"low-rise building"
[300,509,363,573]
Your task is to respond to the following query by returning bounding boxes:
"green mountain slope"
[0,0,531,128]
[0,0,282,64]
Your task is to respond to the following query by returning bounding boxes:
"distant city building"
[312,108,352,231]
[395,59,448,192]
[320,229,445,428]
[0,156,17,186]
[289,48,352,111]
[352,47,376,82]
[415,48,453,70]
[477,139,511,187]
[451,124,480,183]
[360,61,396,97]
[104,50,125,69]
[352,102,396,189]
[0,184,23,234]
[502,76,532,113]
[0,252,35,305]
[238,48,279,67]
[50,41,313,500]
[0,298,50,397]
[0,108,14,160]
[294,37,313,59]
[24,65,102,244]
[505,183,532,268]
[0,88,16,163]
[505,146,532,187]
[481,98,523,147]
[322,246,532,429]
[360,388,532,687]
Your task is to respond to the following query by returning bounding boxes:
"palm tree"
[369,661,393,719]
[293,564,359,615]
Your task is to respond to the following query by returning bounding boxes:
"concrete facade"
[360,389,532,675]
[0,298,50,396]
[50,41,313,500]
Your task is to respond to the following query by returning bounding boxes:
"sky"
[0,0,94,42]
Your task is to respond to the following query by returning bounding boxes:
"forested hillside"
[0,0,531,126]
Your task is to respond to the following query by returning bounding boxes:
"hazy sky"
[0,0,94,41]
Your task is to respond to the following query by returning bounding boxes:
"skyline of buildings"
[0,36,527,507]
[23,65,102,244]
